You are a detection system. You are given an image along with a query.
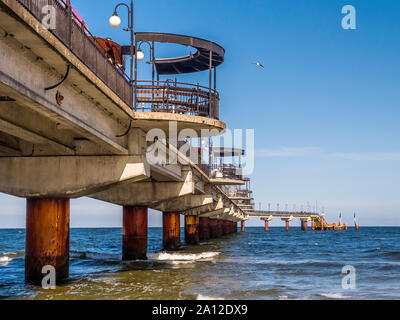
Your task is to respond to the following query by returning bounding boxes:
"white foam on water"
[277,295,288,300]
[170,260,197,265]
[150,251,220,263]
[319,293,351,299]
[70,251,121,261]
[2,252,17,256]
[196,294,224,300]
[0,256,12,266]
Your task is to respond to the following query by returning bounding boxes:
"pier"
[0,0,249,284]
[246,210,350,232]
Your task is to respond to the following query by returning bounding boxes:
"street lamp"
[136,41,156,109]
[109,1,134,106]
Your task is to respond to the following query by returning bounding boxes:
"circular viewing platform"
[135,80,219,119]
[132,32,226,135]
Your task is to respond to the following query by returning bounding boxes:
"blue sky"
[1,0,399,227]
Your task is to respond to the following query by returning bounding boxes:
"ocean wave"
[70,251,121,261]
[196,294,224,300]
[383,251,400,260]
[319,293,351,299]
[0,256,12,266]
[1,252,18,256]
[149,252,220,263]
[364,248,381,253]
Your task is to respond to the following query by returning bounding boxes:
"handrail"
[135,80,220,119]
[15,0,132,107]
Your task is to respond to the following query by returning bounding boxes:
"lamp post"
[109,1,134,107]
[136,41,155,110]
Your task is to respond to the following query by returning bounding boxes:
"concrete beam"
[91,169,195,206]
[153,194,214,212]
[0,116,74,154]
[0,155,149,198]
[186,196,224,216]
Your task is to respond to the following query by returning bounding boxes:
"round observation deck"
[132,32,226,136]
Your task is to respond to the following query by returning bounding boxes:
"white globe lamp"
[136,50,145,61]
[109,14,121,28]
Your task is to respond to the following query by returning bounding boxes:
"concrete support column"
[265,220,269,232]
[241,221,245,233]
[25,199,70,284]
[185,215,199,245]
[123,206,148,260]
[199,217,210,240]
[285,220,290,232]
[163,212,181,250]
[301,219,308,231]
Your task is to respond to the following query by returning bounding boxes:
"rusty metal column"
[224,221,229,235]
[241,220,245,233]
[123,206,148,260]
[25,199,70,284]
[285,220,290,232]
[321,216,324,231]
[312,221,316,231]
[218,220,224,236]
[301,219,308,231]
[199,217,210,240]
[265,220,269,232]
[209,219,217,238]
[163,212,181,250]
[185,215,199,245]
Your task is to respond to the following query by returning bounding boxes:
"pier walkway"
[0,0,248,284]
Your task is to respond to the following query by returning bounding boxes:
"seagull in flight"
[252,61,264,68]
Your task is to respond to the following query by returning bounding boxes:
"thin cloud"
[257,147,400,161]
[332,152,400,161]
[256,147,322,157]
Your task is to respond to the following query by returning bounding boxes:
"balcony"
[135,80,219,119]
[210,164,243,180]
[134,32,225,123]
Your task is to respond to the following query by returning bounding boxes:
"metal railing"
[135,80,219,119]
[235,189,253,198]
[15,0,132,107]
[210,164,243,180]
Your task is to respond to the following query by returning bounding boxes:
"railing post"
[196,83,200,113]
[166,81,170,112]
[66,0,72,48]
[134,39,138,111]
[209,50,212,117]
